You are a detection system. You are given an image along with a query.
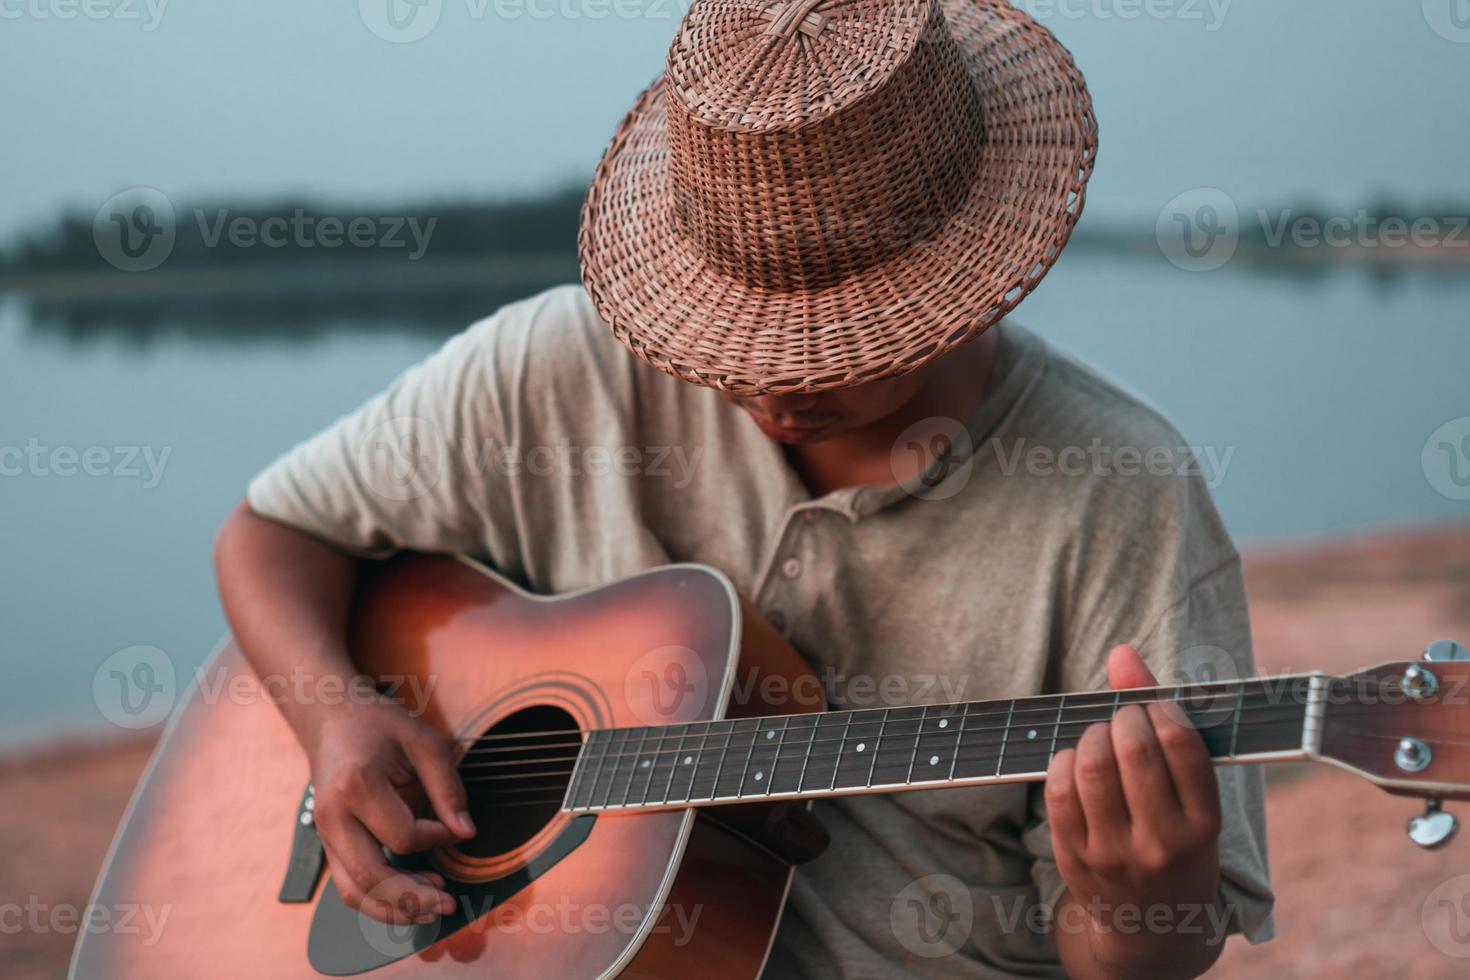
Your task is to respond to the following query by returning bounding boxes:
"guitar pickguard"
[306,815,596,976]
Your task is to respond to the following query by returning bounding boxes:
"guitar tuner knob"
[1424,639,1469,663]
[1407,798,1459,850]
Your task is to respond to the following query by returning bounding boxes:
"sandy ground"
[4,524,1469,978]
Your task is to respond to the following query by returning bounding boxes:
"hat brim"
[579,0,1097,394]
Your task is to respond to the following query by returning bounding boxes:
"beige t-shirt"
[248,284,1274,978]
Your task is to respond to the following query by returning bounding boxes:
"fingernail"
[457,811,476,836]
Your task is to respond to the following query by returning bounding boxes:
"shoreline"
[4,521,1468,977]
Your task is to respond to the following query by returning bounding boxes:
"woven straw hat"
[579,0,1097,394]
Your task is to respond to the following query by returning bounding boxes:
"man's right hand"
[304,693,477,924]
[213,503,478,924]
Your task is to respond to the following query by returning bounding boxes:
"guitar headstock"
[1318,640,1470,849]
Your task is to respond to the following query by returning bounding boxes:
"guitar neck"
[563,674,1326,813]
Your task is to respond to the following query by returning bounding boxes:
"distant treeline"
[5,188,1470,276]
[0,188,586,275]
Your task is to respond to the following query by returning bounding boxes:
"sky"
[2,0,1469,244]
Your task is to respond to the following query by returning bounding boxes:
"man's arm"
[214,501,476,924]
[1046,645,1226,980]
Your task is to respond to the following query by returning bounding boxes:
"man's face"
[724,369,930,445]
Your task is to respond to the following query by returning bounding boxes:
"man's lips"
[750,414,839,442]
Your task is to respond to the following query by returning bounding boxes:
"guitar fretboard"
[564,675,1317,812]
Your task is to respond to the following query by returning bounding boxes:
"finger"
[1146,701,1221,827]
[1045,748,1088,860]
[404,731,477,839]
[1110,704,1183,839]
[1107,645,1159,691]
[356,768,460,854]
[336,816,455,921]
[1073,721,1129,838]
[322,838,411,923]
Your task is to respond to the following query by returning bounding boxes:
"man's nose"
[749,393,819,414]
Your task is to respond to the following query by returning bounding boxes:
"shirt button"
[782,558,802,579]
[767,611,787,632]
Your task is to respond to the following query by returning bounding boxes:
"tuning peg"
[1424,639,1469,663]
[1407,798,1459,850]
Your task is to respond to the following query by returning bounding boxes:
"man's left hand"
[1044,644,1225,979]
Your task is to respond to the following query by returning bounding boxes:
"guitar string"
[449,681,1325,764]
[447,678,1320,749]
[455,723,1470,811]
[449,696,1311,775]
[455,719,1310,789]
[453,684,1432,783]
[449,674,1413,762]
[452,679,1326,767]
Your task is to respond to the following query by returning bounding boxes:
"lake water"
[2,253,1467,746]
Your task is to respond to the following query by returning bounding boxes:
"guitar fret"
[1227,684,1245,759]
[565,731,595,808]
[591,728,627,807]
[1048,694,1066,759]
[904,706,929,785]
[761,716,793,796]
[794,715,818,792]
[865,709,891,787]
[992,700,1016,777]
[737,720,759,796]
[832,710,856,791]
[770,715,813,795]
[656,724,689,805]
[947,703,969,782]
[625,728,656,806]
[701,722,735,801]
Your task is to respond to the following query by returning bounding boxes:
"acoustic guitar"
[72,553,1470,978]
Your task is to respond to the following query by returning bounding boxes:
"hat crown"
[664,0,985,289]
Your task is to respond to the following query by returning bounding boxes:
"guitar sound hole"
[457,705,579,859]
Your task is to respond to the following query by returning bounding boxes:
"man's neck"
[784,328,1003,498]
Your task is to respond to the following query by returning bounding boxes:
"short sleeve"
[1022,471,1276,945]
[246,300,532,566]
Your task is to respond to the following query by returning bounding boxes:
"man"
[214,1,1274,976]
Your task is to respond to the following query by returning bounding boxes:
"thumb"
[404,732,476,840]
[1106,644,1159,690]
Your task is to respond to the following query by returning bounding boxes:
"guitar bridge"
[278,782,326,903]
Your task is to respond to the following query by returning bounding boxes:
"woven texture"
[579,0,1098,394]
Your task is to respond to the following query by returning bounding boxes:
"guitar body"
[72,554,821,979]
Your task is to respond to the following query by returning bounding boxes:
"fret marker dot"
[856,743,866,753]
[640,759,651,768]
[754,771,764,781]
[765,730,775,739]
[1027,729,1037,740]
[938,719,948,728]
[682,755,693,765]
[929,755,939,766]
